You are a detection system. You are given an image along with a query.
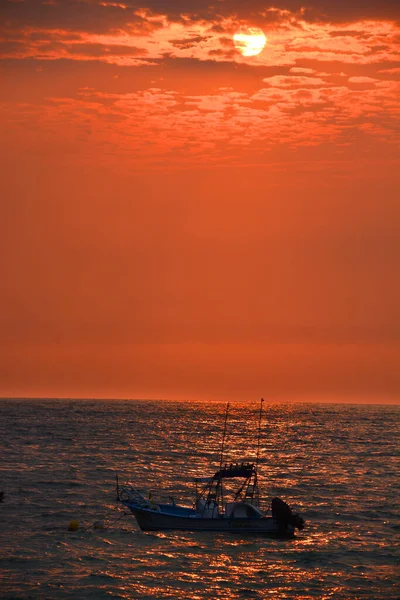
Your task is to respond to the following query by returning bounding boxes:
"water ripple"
[0,399,399,599]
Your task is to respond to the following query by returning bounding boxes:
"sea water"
[0,399,399,599]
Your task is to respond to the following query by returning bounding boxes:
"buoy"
[68,520,79,531]
[93,520,105,530]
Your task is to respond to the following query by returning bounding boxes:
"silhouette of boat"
[118,401,305,536]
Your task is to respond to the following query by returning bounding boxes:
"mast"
[219,402,230,470]
[255,398,264,470]
[252,398,264,507]
[217,402,230,509]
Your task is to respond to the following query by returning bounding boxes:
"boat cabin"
[195,461,261,518]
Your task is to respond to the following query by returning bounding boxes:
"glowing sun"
[233,27,267,57]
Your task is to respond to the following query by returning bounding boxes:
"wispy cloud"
[2,65,398,168]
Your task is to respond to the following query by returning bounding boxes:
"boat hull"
[127,506,296,536]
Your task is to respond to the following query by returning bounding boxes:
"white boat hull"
[127,505,296,536]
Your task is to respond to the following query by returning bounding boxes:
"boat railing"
[120,486,151,508]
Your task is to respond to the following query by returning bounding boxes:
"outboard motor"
[271,497,305,531]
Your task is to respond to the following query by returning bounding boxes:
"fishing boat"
[118,400,305,536]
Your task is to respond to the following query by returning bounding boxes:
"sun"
[233,27,267,57]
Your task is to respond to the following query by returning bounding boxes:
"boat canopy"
[213,462,256,480]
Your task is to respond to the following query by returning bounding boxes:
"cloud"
[2,63,398,171]
[3,1,400,35]
[1,15,399,69]
[170,34,211,49]
[1,1,400,401]
[1,2,399,166]
[348,75,379,83]
[2,0,162,34]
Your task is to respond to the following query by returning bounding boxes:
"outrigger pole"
[219,402,230,470]
[255,398,264,470]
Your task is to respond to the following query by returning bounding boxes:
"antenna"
[255,398,264,469]
[219,402,230,470]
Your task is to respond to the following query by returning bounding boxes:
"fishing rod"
[255,397,264,470]
[219,402,230,470]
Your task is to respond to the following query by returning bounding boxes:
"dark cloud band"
[2,0,399,36]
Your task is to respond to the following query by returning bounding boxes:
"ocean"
[0,399,399,599]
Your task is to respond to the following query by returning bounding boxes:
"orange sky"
[1,0,399,402]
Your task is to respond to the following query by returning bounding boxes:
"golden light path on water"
[1,400,399,598]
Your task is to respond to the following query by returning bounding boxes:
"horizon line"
[0,395,399,406]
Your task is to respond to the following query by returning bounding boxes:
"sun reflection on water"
[0,400,398,599]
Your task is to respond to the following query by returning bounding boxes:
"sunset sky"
[1,0,399,402]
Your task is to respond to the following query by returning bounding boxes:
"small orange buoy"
[68,520,79,531]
